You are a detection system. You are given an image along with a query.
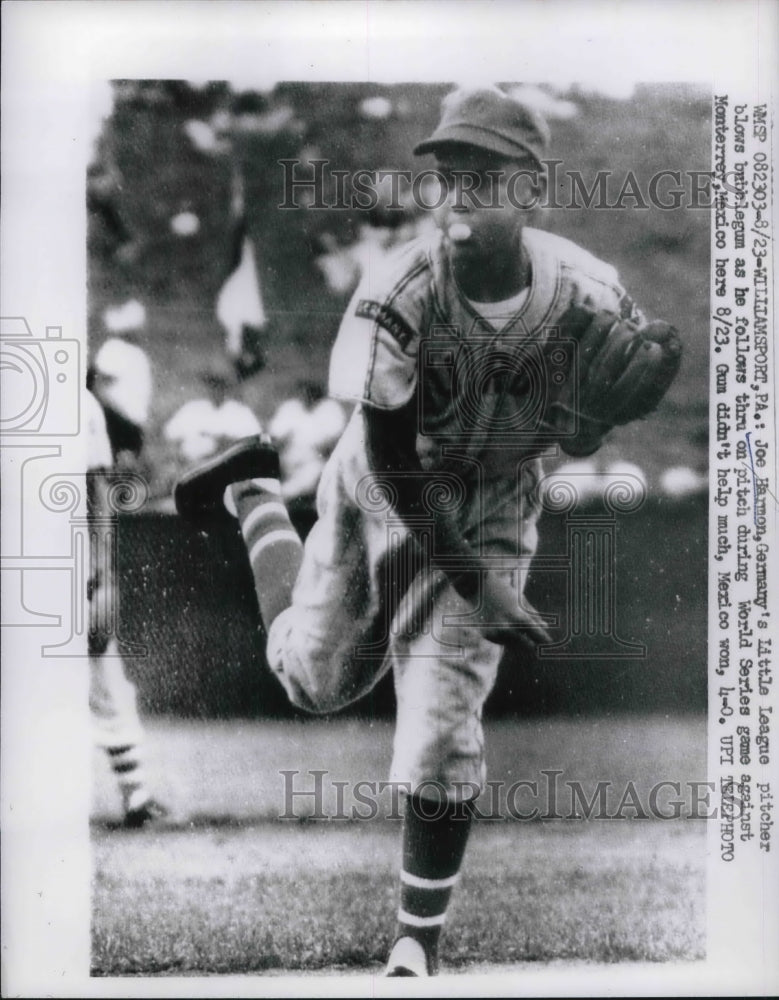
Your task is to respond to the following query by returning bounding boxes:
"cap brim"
[413,124,539,162]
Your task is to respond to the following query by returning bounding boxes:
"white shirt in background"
[94,337,153,428]
[86,389,114,471]
[164,398,262,462]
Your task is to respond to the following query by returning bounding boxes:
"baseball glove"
[548,305,682,457]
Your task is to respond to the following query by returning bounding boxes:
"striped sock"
[106,744,150,812]
[231,478,303,629]
[394,793,474,974]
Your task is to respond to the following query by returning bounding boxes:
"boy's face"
[432,145,539,270]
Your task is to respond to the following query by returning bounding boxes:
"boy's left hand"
[548,306,682,457]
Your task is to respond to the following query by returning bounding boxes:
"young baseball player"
[87,389,168,828]
[175,86,680,975]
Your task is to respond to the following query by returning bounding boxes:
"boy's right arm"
[363,401,551,650]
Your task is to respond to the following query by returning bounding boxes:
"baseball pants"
[266,415,540,797]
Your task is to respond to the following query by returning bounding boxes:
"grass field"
[91,714,706,977]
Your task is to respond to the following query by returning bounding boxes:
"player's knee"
[392,720,488,799]
[271,662,350,715]
[266,611,362,714]
[266,638,351,714]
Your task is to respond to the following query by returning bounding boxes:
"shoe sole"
[174,435,280,524]
[123,803,169,829]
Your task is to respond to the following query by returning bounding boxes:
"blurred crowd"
[86,80,441,509]
[87,79,708,512]
[88,323,350,511]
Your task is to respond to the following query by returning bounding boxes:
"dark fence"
[118,495,707,718]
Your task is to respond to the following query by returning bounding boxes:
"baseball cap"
[414,86,550,165]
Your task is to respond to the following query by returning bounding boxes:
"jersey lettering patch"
[355,299,415,350]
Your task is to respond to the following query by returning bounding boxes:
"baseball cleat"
[123,798,169,829]
[174,434,281,525]
[384,936,432,977]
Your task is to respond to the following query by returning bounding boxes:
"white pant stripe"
[400,870,459,890]
[241,501,290,539]
[248,529,301,565]
[397,907,446,928]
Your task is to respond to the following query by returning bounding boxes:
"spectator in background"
[89,328,153,470]
[164,368,262,464]
[314,203,433,296]
[86,389,167,828]
[269,380,348,516]
[87,134,141,266]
